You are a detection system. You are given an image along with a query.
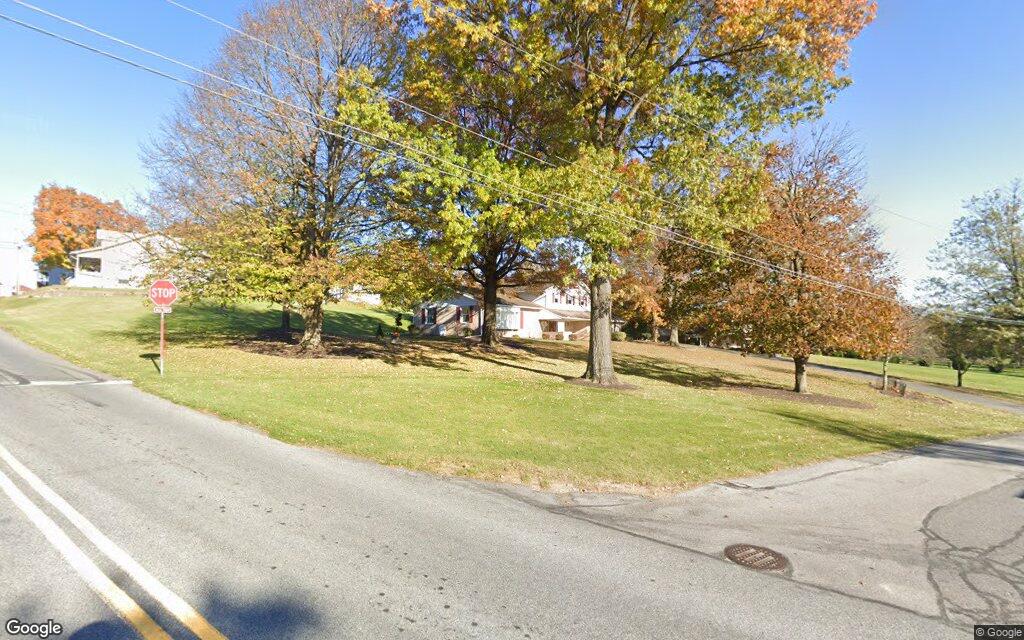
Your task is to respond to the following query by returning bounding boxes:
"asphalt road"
[0,331,1016,639]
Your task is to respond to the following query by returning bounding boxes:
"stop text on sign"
[149,279,178,307]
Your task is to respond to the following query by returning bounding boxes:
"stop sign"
[149,279,178,307]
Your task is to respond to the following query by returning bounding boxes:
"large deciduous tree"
[390,144,568,346]
[402,11,569,347]
[927,315,989,387]
[697,130,904,393]
[416,0,875,385]
[146,0,413,351]
[27,185,146,270]
[923,179,1024,366]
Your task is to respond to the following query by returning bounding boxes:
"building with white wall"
[0,242,39,297]
[68,230,170,289]
[414,285,594,340]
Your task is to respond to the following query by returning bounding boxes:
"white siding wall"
[415,285,591,340]
[530,285,591,313]
[0,245,38,297]
[69,235,163,289]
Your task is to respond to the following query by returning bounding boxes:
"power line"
[871,204,947,231]
[417,2,976,260]
[0,6,879,299]
[159,0,833,264]
[13,0,858,296]
[0,11,997,319]
[4,10,1022,329]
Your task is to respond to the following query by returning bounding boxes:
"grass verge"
[1,294,1021,493]
[813,354,1024,402]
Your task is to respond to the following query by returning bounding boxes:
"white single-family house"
[414,284,595,340]
[68,229,171,289]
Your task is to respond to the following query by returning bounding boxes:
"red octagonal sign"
[149,279,178,307]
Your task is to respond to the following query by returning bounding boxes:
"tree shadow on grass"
[103,304,285,349]
[767,409,1024,467]
[487,339,773,390]
[105,303,412,348]
[239,330,470,371]
[94,303,466,372]
[103,304,801,389]
[769,409,948,450]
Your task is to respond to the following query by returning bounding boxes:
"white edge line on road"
[22,380,134,387]
[0,441,228,640]
[0,466,173,640]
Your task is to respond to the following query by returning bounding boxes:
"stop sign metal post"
[149,279,178,376]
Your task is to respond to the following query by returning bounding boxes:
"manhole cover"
[724,544,789,572]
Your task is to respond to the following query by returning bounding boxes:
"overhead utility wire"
[419,0,948,248]
[4,10,1023,328]
[871,204,946,231]
[9,0,780,274]
[159,0,833,263]
[9,2,850,290]
[0,7,896,306]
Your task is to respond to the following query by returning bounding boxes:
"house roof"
[513,286,549,301]
[551,310,591,320]
[70,231,161,257]
[433,283,588,312]
[495,292,546,310]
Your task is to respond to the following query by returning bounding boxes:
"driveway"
[507,435,1024,629]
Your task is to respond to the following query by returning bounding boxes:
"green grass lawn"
[813,354,1024,401]
[1,293,1022,493]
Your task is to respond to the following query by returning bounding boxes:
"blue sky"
[1,1,1022,294]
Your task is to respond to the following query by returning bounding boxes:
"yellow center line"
[0,466,173,640]
[0,441,229,640]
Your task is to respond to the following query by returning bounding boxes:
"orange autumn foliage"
[716,0,877,75]
[26,185,147,269]
[692,130,908,391]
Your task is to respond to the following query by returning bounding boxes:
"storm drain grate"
[724,544,790,572]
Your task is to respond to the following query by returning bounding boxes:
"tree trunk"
[481,271,499,347]
[280,306,291,332]
[669,326,679,346]
[881,356,889,390]
[956,369,964,387]
[650,317,658,343]
[793,355,809,393]
[299,299,324,352]
[583,275,618,385]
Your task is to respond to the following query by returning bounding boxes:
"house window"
[79,257,101,272]
[455,307,462,323]
[465,306,475,323]
[495,306,517,330]
[567,294,575,305]
[427,307,437,323]
[420,308,426,324]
